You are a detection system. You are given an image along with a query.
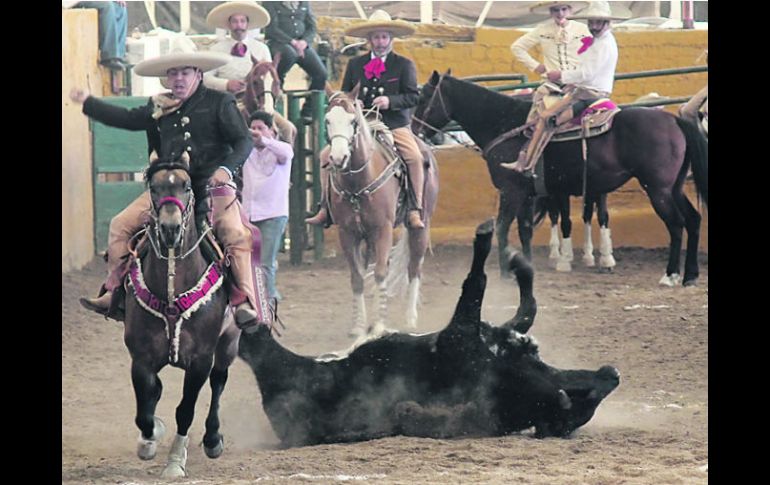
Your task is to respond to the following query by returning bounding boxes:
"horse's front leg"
[370,226,394,335]
[405,225,429,329]
[595,194,616,271]
[202,323,239,459]
[131,360,166,461]
[340,230,367,338]
[555,195,573,272]
[497,190,519,278]
[162,355,214,478]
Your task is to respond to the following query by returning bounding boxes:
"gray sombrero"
[134,50,231,77]
[206,1,271,30]
[344,10,416,38]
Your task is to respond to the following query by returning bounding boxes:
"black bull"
[238,220,620,446]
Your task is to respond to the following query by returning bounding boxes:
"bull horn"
[558,389,572,410]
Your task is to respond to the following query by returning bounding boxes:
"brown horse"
[124,154,238,478]
[323,86,439,338]
[414,71,707,286]
[239,54,282,118]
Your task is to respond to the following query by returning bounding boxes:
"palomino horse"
[414,71,707,286]
[124,153,238,477]
[323,86,439,337]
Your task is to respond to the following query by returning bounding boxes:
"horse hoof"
[583,255,595,267]
[683,278,698,287]
[599,255,616,268]
[161,463,186,478]
[598,267,613,274]
[658,273,681,287]
[136,417,166,460]
[204,438,224,459]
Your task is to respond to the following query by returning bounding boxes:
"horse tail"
[533,195,550,227]
[385,233,410,298]
[675,116,708,207]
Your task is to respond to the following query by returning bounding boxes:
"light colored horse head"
[324,84,372,172]
[245,54,282,114]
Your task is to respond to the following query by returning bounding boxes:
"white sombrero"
[206,1,270,30]
[344,10,416,39]
[135,50,231,77]
[569,1,630,21]
[529,1,589,15]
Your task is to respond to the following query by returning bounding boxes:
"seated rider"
[69,49,265,331]
[502,1,629,175]
[305,10,425,229]
[679,50,707,129]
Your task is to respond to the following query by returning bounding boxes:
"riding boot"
[80,290,113,313]
[228,248,261,333]
[305,167,332,227]
[500,120,549,174]
[305,205,328,226]
[406,158,425,228]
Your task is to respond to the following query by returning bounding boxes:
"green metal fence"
[90,96,148,253]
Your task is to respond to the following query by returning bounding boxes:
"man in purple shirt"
[241,111,293,301]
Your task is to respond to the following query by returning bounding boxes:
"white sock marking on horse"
[599,227,616,268]
[161,433,189,478]
[136,417,165,460]
[549,225,561,260]
[405,277,421,328]
[583,222,595,266]
[556,237,573,272]
[658,273,681,287]
[350,293,367,337]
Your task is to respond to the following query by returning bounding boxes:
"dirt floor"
[62,235,708,484]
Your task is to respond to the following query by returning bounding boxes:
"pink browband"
[158,196,186,212]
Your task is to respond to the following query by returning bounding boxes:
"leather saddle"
[547,98,622,142]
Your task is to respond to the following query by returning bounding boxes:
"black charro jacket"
[341,51,420,130]
[82,83,252,209]
[263,1,317,46]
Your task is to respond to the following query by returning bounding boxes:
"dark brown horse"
[124,153,238,478]
[414,71,707,286]
[323,86,439,338]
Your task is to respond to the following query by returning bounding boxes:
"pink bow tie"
[577,36,594,55]
[231,42,247,57]
[364,57,386,80]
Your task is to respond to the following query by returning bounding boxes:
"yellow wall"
[62,9,104,272]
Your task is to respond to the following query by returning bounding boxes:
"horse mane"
[444,75,533,131]
[144,158,191,183]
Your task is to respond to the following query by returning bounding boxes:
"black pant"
[269,43,327,91]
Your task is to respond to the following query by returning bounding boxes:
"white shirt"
[241,137,293,222]
[561,30,618,94]
[204,37,273,92]
[511,20,590,73]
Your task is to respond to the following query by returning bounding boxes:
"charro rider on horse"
[70,48,267,332]
[305,9,426,229]
[503,1,629,175]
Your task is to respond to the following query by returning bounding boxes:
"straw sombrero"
[569,1,630,21]
[529,1,589,15]
[344,10,416,38]
[135,50,231,77]
[206,1,270,30]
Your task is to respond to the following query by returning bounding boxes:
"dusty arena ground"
[62,236,707,484]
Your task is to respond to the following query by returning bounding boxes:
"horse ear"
[149,150,159,163]
[429,71,440,85]
[325,82,335,98]
[446,68,452,76]
[349,82,361,100]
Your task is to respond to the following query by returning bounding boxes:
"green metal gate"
[90,96,149,253]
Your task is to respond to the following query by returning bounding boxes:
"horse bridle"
[326,93,370,174]
[146,169,209,260]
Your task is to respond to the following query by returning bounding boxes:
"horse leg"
[548,196,561,262]
[517,195,535,264]
[497,190,519,278]
[202,325,239,459]
[340,232,367,338]
[582,196,596,267]
[405,225,429,329]
[131,360,166,461]
[596,194,616,271]
[556,195,573,272]
[673,189,702,286]
[161,355,214,478]
[645,188,685,286]
[370,228,394,335]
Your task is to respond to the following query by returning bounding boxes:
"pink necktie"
[364,57,386,80]
[577,36,594,55]
[231,42,247,57]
